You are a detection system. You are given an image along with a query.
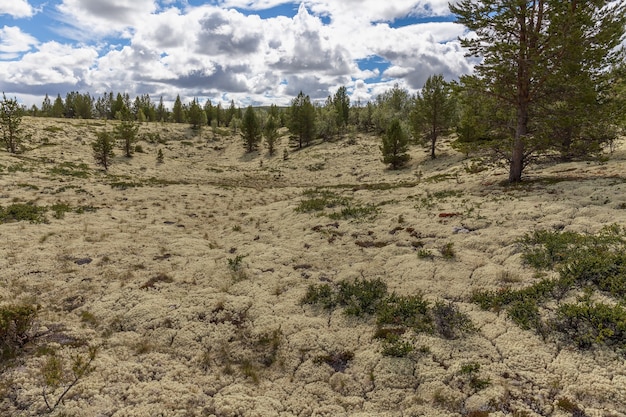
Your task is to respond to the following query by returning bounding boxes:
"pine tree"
[450,0,626,182]
[241,106,261,153]
[51,94,64,118]
[41,94,52,117]
[333,86,350,132]
[92,131,115,170]
[114,105,139,157]
[288,91,316,149]
[380,119,410,170]
[0,93,23,154]
[263,115,280,156]
[188,98,206,130]
[156,96,167,122]
[411,74,456,159]
[172,95,184,123]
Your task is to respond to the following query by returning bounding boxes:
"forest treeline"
[5,1,626,181]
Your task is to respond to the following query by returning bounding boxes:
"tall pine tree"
[450,0,626,182]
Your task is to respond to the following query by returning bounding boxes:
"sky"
[0,0,473,108]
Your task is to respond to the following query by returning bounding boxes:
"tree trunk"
[509,107,527,183]
[430,129,436,159]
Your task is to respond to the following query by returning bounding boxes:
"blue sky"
[0,1,472,107]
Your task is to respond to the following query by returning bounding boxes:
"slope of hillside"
[1,117,626,416]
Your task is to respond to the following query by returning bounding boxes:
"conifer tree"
[114,105,139,157]
[380,118,410,169]
[288,91,316,149]
[450,0,626,182]
[0,93,23,153]
[241,106,261,153]
[172,95,184,123]
[92,131,115,170]
[263,115,280,156]
[411,74,455,159]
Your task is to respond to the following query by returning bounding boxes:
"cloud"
[0,41,98,94]
[4,0,474,107]
[55,0,158,39]
[0,0,34,18]
[196,9,263,56]
[0,26,38,59]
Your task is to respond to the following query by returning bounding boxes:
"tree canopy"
[450,0,626,182]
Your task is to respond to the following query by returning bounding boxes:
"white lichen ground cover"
[1,117,626,416]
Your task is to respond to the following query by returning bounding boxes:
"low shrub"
[377,293,431,333]
[0,203,46,224]
[337,277,387,317]
[431,300,475,339]
[1,304,37,361]
[552,294,626,350]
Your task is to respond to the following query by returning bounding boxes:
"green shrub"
[431,300,475,339]
[328,204,378,221]
[301,283,336,310]
[381,339,414,357]
[295,189,347,213]
[50,202,72,219]
[227,255,245,272]
[0,203,46,224]
[459,362,491,392]
[1,304,37,361]
[519,229,584,269]
[507,299,542,331]
[337,277,387,317]
[440,242,455,259]
[377,293,432,332]
[552,295,626,350]
[519,225,625,270]
[48,162,90,178]
[561,252,626,297]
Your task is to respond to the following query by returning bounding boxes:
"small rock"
[74,257,92,265]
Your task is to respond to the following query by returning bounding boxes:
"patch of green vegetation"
[473,225,626,355]
[431,300,476,339]
[16,183,39,190]
[0,203,46,224]
[296,189,349,213]
[300,283,336,310]
[1,304,37,361]
[303,278,475,354]
[423,173,457,183]
[146,177,189,186]
[8,163,31,173]
[110,181,143,189]
[141,132,166,144]
[296,188,378,221]
[43,126,64,133]
[52,185,91,195]
[377,293,432,333]
[458,362,491,392]
[330,181,420,191]
[552,292,626,351]
[50,202,72,219]
[47,162,90,178]
[416,189,464,210]
[328,203,378,221]
[306,162,326,171]
[380,338,414,357]
[337,277,388,317]
[314,350,354,372]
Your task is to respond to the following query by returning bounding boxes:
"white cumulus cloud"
[0,0,35,18]
[0,26,38,59]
